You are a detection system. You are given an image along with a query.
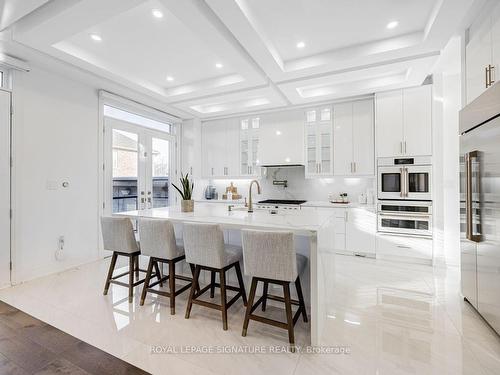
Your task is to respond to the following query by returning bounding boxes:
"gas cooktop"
[257,199,307,205]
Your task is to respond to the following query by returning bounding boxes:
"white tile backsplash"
[193,166,375,203]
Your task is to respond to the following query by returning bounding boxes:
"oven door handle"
[404,167,409,197]
[399,168,404,198]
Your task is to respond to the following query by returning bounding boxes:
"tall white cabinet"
[333,99,374,176]
[466,1,500,104]
[376,85,432,157]
[304,107,333,177]
[201,118,239,178]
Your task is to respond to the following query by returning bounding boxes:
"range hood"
[258,110,305,167]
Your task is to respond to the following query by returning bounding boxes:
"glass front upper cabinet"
[304,106,333,177]
[240,117,260,176]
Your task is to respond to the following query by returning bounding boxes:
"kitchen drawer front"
[376,233,432,261]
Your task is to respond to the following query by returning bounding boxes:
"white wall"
[432,36,462,267]
[11,66,100,282]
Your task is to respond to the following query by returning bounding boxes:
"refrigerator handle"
[466,151,481,242]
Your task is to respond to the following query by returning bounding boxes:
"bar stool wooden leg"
[283,283,295,352]
[140,258,155,306]
[234,262,247,306]
[261,281,269,312]
[134,255,140,280]
[295,278,308,322]
[169,260,176,315]
[220,270,228,330]
[103,252,118,295]
[154,261,162,287]
[189,263,201,293]
[242,278,258,336]
[185,265,201,319]
[128,255,135,303]
[210,271,216,298]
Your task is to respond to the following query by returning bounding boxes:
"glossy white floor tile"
[0,255,499,375]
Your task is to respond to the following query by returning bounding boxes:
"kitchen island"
[115,203,336,346]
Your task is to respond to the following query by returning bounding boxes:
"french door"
[104,117,175,215]
[0,89,11,287]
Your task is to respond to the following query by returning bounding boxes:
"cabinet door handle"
[404,141,407,155]
[397,245,411,249]
[319,163,321,173]
[190,166,193,175]
[353,162,356,173]
[400,141,403,155]
[344,211,348,222]
[489,65,495,87]
[211,167,214,176]
[486,66,489,88]
[350,162,353,173]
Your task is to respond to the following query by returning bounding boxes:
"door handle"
[404,141,407,155]
[486,66,489,88]
[400,141,403,155]
[466,151,481,242]
[489,65,495,87]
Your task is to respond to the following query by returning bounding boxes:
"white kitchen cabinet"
[304,106,333,177]
[376,86,432,157]
[181,118,201,178]
[466,2,500,104]
[376,233,432,263]
[259,109,304,166]
[346,207,376,256]
[403,86,432,156]
[334,99,374,176]
[375,90,404,157]
[201,118,239,178]
[239,117,260,176]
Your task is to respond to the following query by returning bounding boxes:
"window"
[306,110,316,122]
[241,119,249,130]
[104,105,172,133]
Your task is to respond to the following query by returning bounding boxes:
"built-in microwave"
[377,156,432,201]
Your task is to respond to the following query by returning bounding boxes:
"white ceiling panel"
[2,0,482,118]
[0,0,50,31]
[238,0,437,61]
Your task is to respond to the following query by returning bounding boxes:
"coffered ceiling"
[0,0,481,118]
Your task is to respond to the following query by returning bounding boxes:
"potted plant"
[172,173,194,212]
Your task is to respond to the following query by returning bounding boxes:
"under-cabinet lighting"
[386,21,399,29]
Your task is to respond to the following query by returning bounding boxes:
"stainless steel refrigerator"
[460,81,500,335]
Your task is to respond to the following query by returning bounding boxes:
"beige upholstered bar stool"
[241,229,308,351]
[138,218,197,314]
[183,223,247,330]
[101,217,149,303]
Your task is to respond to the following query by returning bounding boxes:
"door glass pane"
[112,129,138,213]
[241,139,248,174]
[151,137,170,208]
[306,126,317,172]
[320,108,331,121]
[306,110,316,122]
[408,172,429,193]
[381,219,429,230]
[381,173,401,192]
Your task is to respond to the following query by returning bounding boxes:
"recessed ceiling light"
[152,9,163,18]
[166,76,174,82]
[90,34,102,42]
[276,130,282,135]
[386,21,399,29]
[215,63,223,69]
[296,41,305,49]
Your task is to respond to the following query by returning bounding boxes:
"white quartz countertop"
[301,200,376,209]
[115,204,334,235]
